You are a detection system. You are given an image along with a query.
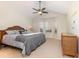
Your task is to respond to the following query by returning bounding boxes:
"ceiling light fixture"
[32,1,48,15]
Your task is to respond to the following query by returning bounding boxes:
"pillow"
[6,30,20,34]
[19,29,27,34]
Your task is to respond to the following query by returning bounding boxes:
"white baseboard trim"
[46,37,61,40]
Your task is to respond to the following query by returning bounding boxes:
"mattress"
[2,34,24,49]
[2,32,42,49]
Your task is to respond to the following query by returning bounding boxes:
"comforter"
[15,32,46,55]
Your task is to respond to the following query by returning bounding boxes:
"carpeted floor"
[0,38,72,58]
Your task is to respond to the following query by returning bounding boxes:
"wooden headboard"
[5,26,25,31]
[0,26,25,41]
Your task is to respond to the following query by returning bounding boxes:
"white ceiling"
[46,1,71,14]
[0,1,73,18]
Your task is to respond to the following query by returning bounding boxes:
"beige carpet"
[0,38,72,58]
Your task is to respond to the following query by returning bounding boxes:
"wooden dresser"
[61,33,78,57]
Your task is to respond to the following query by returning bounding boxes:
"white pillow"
[6,30,20,34]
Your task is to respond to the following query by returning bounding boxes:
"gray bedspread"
[15,33,46,55]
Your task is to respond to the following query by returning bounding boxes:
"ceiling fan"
[32,1,48,15]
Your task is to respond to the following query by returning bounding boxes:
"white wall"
[67,2,79,36]
[32,12,68,40]
[54,14,68,40]
[0,1,33,30]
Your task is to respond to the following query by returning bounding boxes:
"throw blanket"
[15,33,46,55]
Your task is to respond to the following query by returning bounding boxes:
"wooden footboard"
[0,30,6,43]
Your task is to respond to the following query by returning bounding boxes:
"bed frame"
[0,26,45,56]
[0,26,25,42]
[0,26,27,56]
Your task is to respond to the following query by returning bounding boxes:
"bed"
[0,26,46,56]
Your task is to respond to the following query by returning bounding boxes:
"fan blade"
[33,12,38,14]
[32,8,39,11]
[43,11,48,13]
[42,8,46,10]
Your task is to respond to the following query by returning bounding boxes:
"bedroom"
[0,0,79,58]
